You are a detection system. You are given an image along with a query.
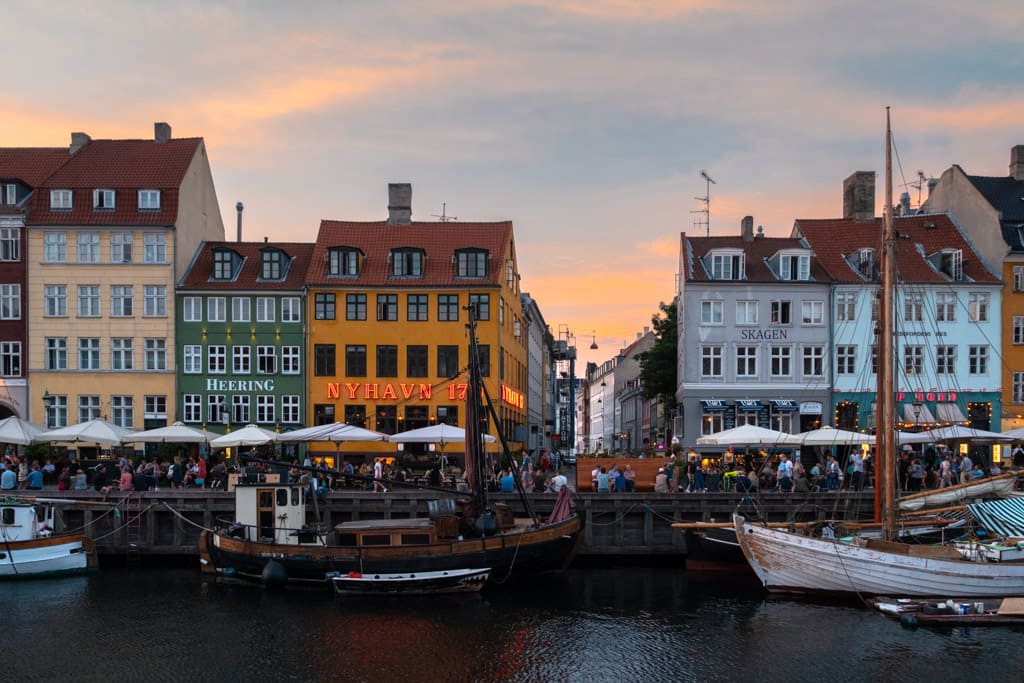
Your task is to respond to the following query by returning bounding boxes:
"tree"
[636,298,678,409]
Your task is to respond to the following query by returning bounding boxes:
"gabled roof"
[0,148,70,187]
[27,138,203,226]
[793,213,1000,284]
[965,173,1024,222]
[680,233,828,283]
[306,220,513,287]
[179,241,315,291]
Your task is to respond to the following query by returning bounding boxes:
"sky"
[3,0,1023,370]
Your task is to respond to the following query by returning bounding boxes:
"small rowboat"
[870,596,1024,627]
[329,567,491,596]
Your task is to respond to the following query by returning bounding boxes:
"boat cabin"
[0,501,54,543]
[333,518,443,547]
[233,484,316,546]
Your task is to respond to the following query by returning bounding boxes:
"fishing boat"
[734,110,1024,598]
[1,497,97,578]
[199,309,583,588]
[329,567,490,596]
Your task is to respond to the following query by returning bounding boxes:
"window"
[1016,266,1024,293]
[736,409,759,427]
[376,294,398,321]
[257,396,275,424]
[145,339,166,371]
[313,403,335,426]
[456,249,487,277]
[701,346,722,378]
[93,189,115,209]
[969,292,989,322]
[407,294,428,321]
[208,345,226,374]
[437,345,459,378]
[78,396,101,423]
[871,290,880,321]
[281,346,300,374]
[111,338,133,370]
[1015,373,1024,403]
[138,189,161,210]
[45,338,67,370]
[407,345,428,377]
[1016,316,1024,345]
[770,300,791,324]
[771,412,793,433]
[44,285,67,317]
[438,294,459,321]
[261,250,283,279]
[780,253,810,281]
[44,232,66,262]
[256,346,276,374]
[702,410,724,436]
[77,232,99,263]
[700,300,723,325]
[314,344,336,376]
[505,259,515,287]
[213,250,236,279]
[499,297,504,325]
[346,294,367,321]
[144,233,166,263]
[376,345,398,377]
[281,297,301,323]
[376,405,397,435]
[110,396,133,428]
[77,285,100,317]
[0,284,20,320]
[143,285,167,317]
[801,301,823,325]
[3,183,15,205]
[710,252,744,280]
[969,346,989,374]
[231,297,250,323]
[183,296,202,322]
[836,292,856,322]
[50,189,72,210]
[939,249,963,280]
[469,294,490,320]
[392,248,424,276]
[0,227,19,261]
[208,297,226,322]
[871,345,878,374]
[735,300,757,325]
[110,232,133,262]
[314,293,335,320]
[344,345,365,377]
[770,346,792,377]
[232,346,251,374]
[208,395,227,424]
[736,346,757,378]
[232,395,250,424]
[256,297,275,323]
[111,285,133,317]
[78,338,100,370]
[183,395,202,423]
[904,346,923,375]
[144,396,166,420]
[328,248,360,276]
[904,293,923,322]
[936,292,956,322]
[183,345,202,374]
[802,345,824,377]
[837,345,856,375]
[478,344,491,377]
[0,342,20,377]
[856,248,877,279]
[936,346,956,374]
[281,396,300,424]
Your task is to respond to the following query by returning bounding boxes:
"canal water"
[5,567,1023,682]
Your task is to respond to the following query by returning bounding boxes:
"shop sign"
[325,382,436,401]
[897,391,957,402]
[206,379,276,392]
[501,385,525,409]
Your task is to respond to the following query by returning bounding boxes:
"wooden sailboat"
[1,497,97,578]
[734,109,1024,597]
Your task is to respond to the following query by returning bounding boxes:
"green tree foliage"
[636,298,678,408]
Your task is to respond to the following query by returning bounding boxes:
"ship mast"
[877,107,898,540]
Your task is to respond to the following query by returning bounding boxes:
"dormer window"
[709,251,744,280]
[50,189,72,210]
[455,249,487,278]
[391,248,424,277]
[938,249,963,281]
[138,189,161,210]
[261,249,288,280]
[3,184,16,206]
[852,248,877,279]
[212,249,240,280]
[779,252,810,281]
[93,189,115,210]
[328,247,361,276]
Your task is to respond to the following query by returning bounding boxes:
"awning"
[935,402,967,423]
[770,399,798,412]
[700,400,730,411]
[968,498,1024,537]
[736,400,765,411]
[902,403,937,426]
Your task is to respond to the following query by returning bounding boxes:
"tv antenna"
[902,170,928,209]
[691,170,716,237]
[431,202,458,222]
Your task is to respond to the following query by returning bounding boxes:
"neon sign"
[325,383,434,401]
[897,392,957,402]
[501,385,525,410]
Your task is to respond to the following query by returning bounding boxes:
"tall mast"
[877,107,898,540]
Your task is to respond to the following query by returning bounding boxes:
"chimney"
[741,215,754,242]
[843,171,875,221]
[235,202,244,242]
[387,183,412,225]
[899,191,911,215]
[1011,145,1024,181]
[70,132,91,154]
[154,122,171,144]
[927,177,939,198]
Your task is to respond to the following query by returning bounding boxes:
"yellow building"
[25,124,224,432]
[305,184,528,463]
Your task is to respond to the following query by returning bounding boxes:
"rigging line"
[890,130,910,205]
[161,501,215,532]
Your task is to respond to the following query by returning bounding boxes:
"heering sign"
[206,379,276,392]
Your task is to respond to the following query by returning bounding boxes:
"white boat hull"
[0,538,93,578]
[734,515,1024,597]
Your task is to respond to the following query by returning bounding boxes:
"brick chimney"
[741,215,754,241]
[843,171,875,221]
[387,183,412,226]
[70,132,91,154]
[1010,145,1024,181]
[154,122,172,144]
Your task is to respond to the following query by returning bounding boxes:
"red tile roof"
[0,148,70,187]
[306,220,513,287]
[681,233,829,282]
[27,138,202,226]
[793,214,1000,284]
[179,242,315,291]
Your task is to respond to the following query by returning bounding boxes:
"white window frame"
[770,346,792,378]
[44,285,67,317]
[780,253,810,281]
[0,341,21,377]
[77,232,99,263]
[936,345,956,374]
[232,395,250,424]
[1014,372,1024,403]
[735,346,758,378]
[0,284,20,320]
[78,337,100,371]
[45,337,67,370]
[50,189,72,210]
[836,345,856,375]
[0,227,19,261]
[78,395,101,423]
[969,345,989,375]
[232,345,251,374]
[44,232,67,262]
[936,292,956,322]
[93,188,115,209]
[281,346,300,374]
[144,232,166,263]
[281,297,301,323]
[231,297,250,323]
[256,395,275,424]
[702,411,724,436]
[111,395,133,428]
[800,300,824,325]
[183,394,202,423]
[110,232,133,263]
[257,346,276,374]
[208,297,226,323]
[904,345,923,375]
[138,189,161,210]
[903,293,923,322]
[1015,266,1024,293]
[77,285,100,317]
[183,297,202,322]
[3,183,15,206]
[700,346,723,378]
[735,300,758,325]
[143,285,167,317]
[700,300,723,325]
[802,345,825,378]
[968,292,989,322]
[111,338,134,370]
[208,345,226,374]
[281,395,300,424]
[209,395,227,424]
[183,345,202,374]
[145,395,167,420]
[110,285,134,317]
[770,300,791,325]
[256,297,275,323]
[144,338,166,371]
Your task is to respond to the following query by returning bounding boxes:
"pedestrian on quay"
[960,453,974,485]
[908,458,925,492]
[550,469,568,493]
[26,463,43,490]
[623,464,636,492]
[532,467,547,493]
[614,466,627,493]
[850,450,865,491]
[591,464,600,492]
[596,467,610,493]
[654,467,669,493]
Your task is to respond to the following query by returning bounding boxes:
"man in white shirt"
[550,470,568,493]
[850,451,865,491]
[960,454,974,485]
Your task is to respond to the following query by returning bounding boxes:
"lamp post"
[42,389,54,428]
[912,400,923,430]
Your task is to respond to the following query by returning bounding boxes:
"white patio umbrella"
[1002,427,1024,441]
[277,423,387,443]
[695,424,803,446]
[386,423,496,446]
[0,416,47,446]
[896,430,935,445]
[923,425,1014,442]
[209,424,278,448]
[122,421,219,444]
[797,427,876,446]
[38,418,138,446]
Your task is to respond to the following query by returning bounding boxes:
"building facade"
[586,358,615,452]
[521,293,554,452]
[615,329,654,454]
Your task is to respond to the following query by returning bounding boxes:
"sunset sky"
[4,1,1023,369]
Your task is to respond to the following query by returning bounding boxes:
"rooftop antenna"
[431,202,458,222]
[902,170,928,209]
[691,170,716,237]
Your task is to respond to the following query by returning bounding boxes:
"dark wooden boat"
[329,566,490,595]
[870,596,1024,626]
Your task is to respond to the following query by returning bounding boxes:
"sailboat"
[734,109,1024,597]
[199,308,582,588]
[1,497,98,578]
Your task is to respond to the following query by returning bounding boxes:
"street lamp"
[590,330,598,350]
[42,389,54,427]
[912,400,923,429]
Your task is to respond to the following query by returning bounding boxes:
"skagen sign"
[739,329,788,340]
[206,379,276,392]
